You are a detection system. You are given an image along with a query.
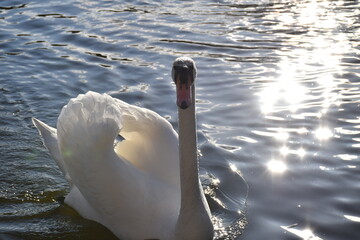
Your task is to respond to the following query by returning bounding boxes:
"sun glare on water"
[267,160,287,174]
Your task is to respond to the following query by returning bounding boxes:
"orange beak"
[175,68,193,110]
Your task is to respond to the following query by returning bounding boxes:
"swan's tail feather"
[57,91,122,164]
[32,118,72,183]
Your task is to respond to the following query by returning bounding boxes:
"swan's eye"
[188,66,195,84]
[172,66,180,83]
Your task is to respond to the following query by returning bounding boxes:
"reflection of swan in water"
[33,57,214,240]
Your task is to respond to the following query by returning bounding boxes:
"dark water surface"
[1,0,360,239]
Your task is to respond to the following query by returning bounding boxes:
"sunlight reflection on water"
[281,224,323,240]
[267,160,287,174]
[244,1,360,239]
[254,0,352,182]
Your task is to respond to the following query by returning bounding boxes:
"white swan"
[32,57,214,240]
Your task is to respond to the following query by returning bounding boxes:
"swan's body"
[33,57,213,240]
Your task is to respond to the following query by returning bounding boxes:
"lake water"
[1,0,360,239]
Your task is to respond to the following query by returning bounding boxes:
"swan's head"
[172,57,197,109]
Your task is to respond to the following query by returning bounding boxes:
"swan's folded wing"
[113,98,180,187]
[56,92,180,239]
[32,118,71,183]
[65,186,101,223]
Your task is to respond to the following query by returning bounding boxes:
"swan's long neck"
[178,86,200,205]
[175,86,213,240]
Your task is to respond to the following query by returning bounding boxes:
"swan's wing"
[64,186,101,222]
[32,118,71,183]
[113,98,180,187]
[57,91,179,239]
[33,116,105,232]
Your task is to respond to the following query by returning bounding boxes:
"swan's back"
[40,91,181,239]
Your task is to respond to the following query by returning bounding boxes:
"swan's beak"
[176,82,192,109]
[175,70,193,109]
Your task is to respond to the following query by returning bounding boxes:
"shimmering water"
[1,0,360,239]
